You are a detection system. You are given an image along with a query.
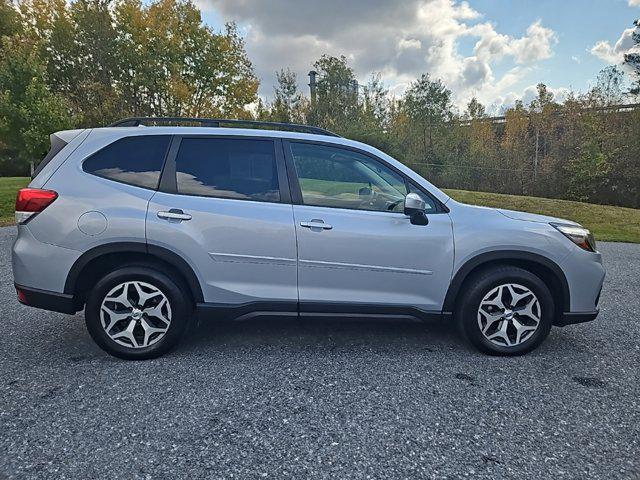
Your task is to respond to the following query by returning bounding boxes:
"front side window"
[174,138,280,202]
[290,142,408,212]
[83,135,171,189]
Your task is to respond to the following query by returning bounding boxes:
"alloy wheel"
[477,283,541,347]
[99,281,172,348]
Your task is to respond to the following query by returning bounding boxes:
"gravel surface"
[1,226,638,480]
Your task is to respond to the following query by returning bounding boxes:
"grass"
[0,177,29,226]
[1,177,638,243]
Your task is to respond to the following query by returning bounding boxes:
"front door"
[285,141,454,313]
[146,136,297,306]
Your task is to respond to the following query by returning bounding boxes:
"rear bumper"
[15,283,77,314]
[12,224,82,293]
[555,310,599,327]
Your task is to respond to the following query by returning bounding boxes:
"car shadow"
[177,315,464,356]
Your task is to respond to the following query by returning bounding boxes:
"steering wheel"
[386,198,403,211]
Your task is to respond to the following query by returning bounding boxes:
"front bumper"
[555,310,599,327]
[559,247,605,313]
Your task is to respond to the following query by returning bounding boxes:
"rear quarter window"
[83,135,171,189]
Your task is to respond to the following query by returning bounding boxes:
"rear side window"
[174,137,280,202]
[83,135,171,189]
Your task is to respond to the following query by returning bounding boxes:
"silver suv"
[12,118,605,359]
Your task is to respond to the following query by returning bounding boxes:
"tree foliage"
[0,34,74,167]
[623,19,640,95]
[309,55,359,129]
[0,0,258,170]
[268,68,307,124]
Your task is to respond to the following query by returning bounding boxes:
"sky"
[197,0,640,113]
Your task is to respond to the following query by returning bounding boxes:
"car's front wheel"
[85,265,191,360]
[456,266,554,355]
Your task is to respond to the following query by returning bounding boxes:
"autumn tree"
[114,0,257,119]
[501,101,530,169]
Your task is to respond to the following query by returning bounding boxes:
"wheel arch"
[443,250,570,318]
[64,242,204,308]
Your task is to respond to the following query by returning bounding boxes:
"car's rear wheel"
[85,266,190,360]
[456,266,554,355]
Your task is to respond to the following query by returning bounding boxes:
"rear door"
[284,140,454,313]
[146,135,298,307]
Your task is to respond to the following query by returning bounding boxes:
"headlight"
[550,223,597,252]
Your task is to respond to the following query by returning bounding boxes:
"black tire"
[85,265,191,360]
[455,266,554,356]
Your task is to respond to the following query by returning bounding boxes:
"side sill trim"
[15,283,78,314]
[555,310,599,327]
[195,301,298,321]
[195,301,450,322]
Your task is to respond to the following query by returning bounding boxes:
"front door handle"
[157,209,192,221]
[300,219,332,230]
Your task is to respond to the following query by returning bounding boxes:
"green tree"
[590,66,625,105]
[402,73,452,160]
[0,37,74,168]
[351,74,391,150]
[466,97,486,119]
[270,68,306,124]
[623,19,640,96]
[309,55,359,130]
[0,0,21,38]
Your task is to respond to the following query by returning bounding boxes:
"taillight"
[16,287,27,304]
[15,188,58,224]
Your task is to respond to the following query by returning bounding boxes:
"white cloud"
[487,84,570,115]
[629,0,640,7]
[590,26,639,64]
[207,0,559,107]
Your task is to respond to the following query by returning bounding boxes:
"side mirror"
[404,193,429,225]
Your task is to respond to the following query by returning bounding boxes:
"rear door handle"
[157,209,192,221]
[300,219,332,230]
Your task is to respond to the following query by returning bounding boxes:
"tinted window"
[83,135,170,189]
[290,142,408,212]
[175,138,280,202]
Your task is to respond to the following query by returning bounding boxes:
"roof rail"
[108,117,340,137]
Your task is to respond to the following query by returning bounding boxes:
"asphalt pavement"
[1,226,638,479]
